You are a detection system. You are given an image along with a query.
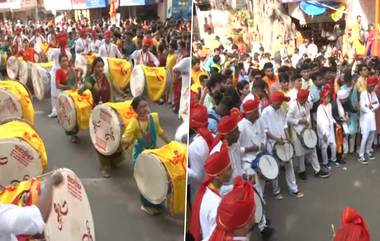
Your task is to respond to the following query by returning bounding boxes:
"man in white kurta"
[88,32,102,53]
[130,37,159,67]
[0,205,44,241]
[173,57,190,121]
[358,76,379,163]
[98,31,123,58]
[30,29,46,54]
[316,86,337,168]
[287,89,330,179]
[261,91,303,199]
[75,29,89,54]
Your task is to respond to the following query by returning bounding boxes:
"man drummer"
[190,144,232,241]
[130,36,160,67]
[12,27,28,54]
[287,89,330,180]
[0,172,63,241]
[206,176,256,241]
[261,91,304,199]
[237,98,274,239]
[75,28,89,54]
[30,28,46,55]
[98,30,123,58]
[88,30,101,54]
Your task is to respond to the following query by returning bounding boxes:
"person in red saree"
[208,176,256,241]
[17,39,36,63]
[333,207,370,241]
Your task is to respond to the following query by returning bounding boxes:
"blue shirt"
[208,108,222,135]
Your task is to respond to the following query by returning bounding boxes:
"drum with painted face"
[0,80,34,124]
[273,142,294,162]
[130,65,171,102]
[6,56,20,80]
[0,168,96,241]
[31,62,52,100]
[57,90,93,132]
[0,119,47,188]
[89,100,136,156]
[134,141,187,216]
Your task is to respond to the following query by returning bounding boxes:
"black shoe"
[315,169,330,178]
[337,158,347,164]
[367,152,375,160]
[266,218,271,226]
[261,227,275,241]
[298,171,307,180]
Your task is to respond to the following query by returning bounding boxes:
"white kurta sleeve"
[188,143,208,185]
[98,45,106,57]
[360,92,371,113]
[371,92,379,111]
[0,204,45,236]
[113,45,123,58]
[287,102,299,126]
[317,106,329,137]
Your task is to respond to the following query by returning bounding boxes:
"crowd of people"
[188,14,378,241]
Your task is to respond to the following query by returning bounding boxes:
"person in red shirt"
[17,39,36,63]
[262,62,279,92]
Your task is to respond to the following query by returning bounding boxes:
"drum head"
[0,89,23,122]
[174,122,188,144]
[75,55,88,80]
[274,142,294,162]
[57,93,77,132]
[6,56,19,80]
[130,65,145,97]
[254,189,264,224]
[44,168,95,241]
[0,138,43,187]
[18,61,29,85]
[302,128,318,149]
[134,153,169,204]
[258,155,279,180]
[89,104,122,155]
[31,65,49,101]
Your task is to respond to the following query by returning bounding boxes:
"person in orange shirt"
[17,39,36,63]
[262,62,279,91]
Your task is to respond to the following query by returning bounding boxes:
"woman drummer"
[121,96,171,215]
[56,53,83,143]
[80,57,126,102]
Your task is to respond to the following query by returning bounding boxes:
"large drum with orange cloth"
[134,141,187,216]
[0,80,34,124]
[57,90,93,132]
[0,168,96,241]
[130,65,170,102]
[6,56,20,80]
[89,100,136,156]
[106,57,132,94]
[31,62,52,100]
[0,119,47,187]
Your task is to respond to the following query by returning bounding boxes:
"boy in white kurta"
[317,86,338,169]
[287,89,330,180]
[358,76,379,163]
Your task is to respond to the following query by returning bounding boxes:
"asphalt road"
[253,153,380,241]
[32,97,184,241]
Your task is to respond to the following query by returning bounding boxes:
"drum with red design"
[0,168,96,241]
[6,56,20,80]
[89,100,136,156]
[0,119,46,188]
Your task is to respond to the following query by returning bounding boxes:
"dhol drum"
[254,188,264,224]
[89,100,136,156]
[0,119,47,187]
[134,141,187,216]
[130,65,170,102]
[6,56,20,80]
[273,141,294,163]
[57,90,93,132]
[18,60,33,85]
[0,80,34,124]
[31,62,52,100]
[250,154,279,180]
[174,122,188,144]
[0,168,96,241]
[106,57,132,94]
[299,128,318,149]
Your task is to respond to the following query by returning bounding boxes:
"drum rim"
[0,88,24,119]
[89,104,123,156]
[130,65,146,97]
[18,61,32,84]
[301,128,318,149]
[57,93,78,132]
[253,188,264,224]
[133,152,170,204]
[258,155,279,180]
[31,64,48,100]
[6,56,20,79]
[0,80,33,102]
[273,142,294,162]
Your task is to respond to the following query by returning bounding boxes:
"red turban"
[15,27,22,34]
[190,103,208,129]
[270,91,290,105]
[242,99,260,113]
[191,144,231,241]
[143,36,153,47]
[333,207,370,241]
[209,176,255,241]
[56,33,68,53]
[190,90,199,105]
[104,30,112,39]
[367,76,378,86]
[34,28,40,34]
[320,85,331,98]
[218,114,239,135]
[79,28,87,37]
[297,89,310,102]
